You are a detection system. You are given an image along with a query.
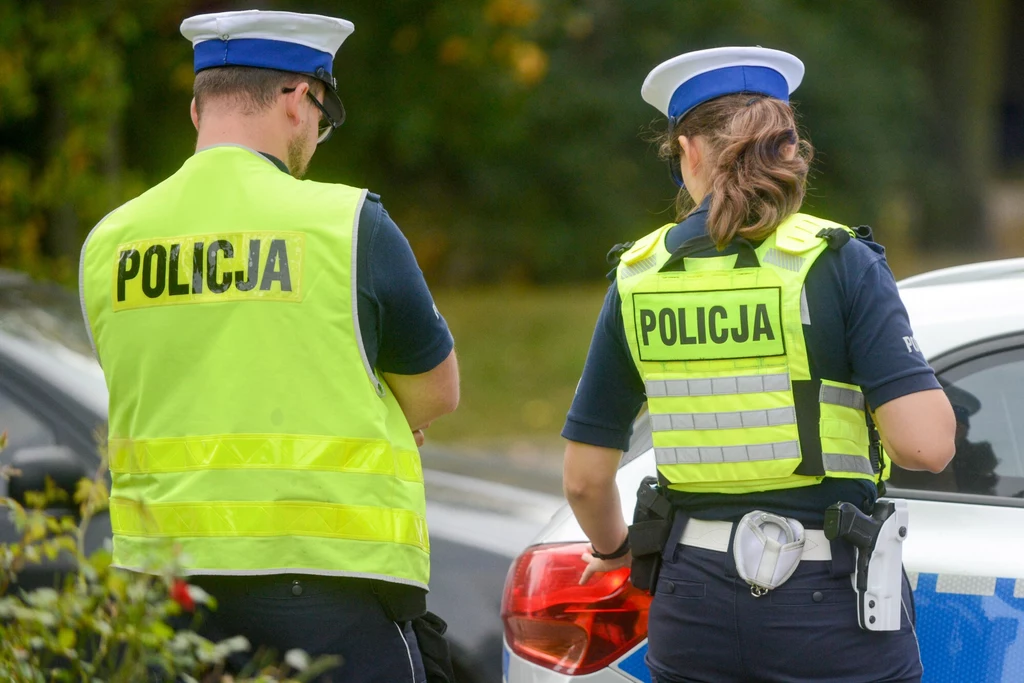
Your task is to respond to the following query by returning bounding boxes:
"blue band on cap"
[194,38,333,76]
[668,65,788,120]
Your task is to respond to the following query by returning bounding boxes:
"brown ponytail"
[656,93,813,249]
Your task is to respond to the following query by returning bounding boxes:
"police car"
[502,258,1024,683]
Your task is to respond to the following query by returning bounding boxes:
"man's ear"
[283,81,310,126]
[190,98,199,130]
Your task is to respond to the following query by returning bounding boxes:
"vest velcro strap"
[646,373,790,398]
[792,379,825,476]
[109,498,430,551]
[109,435,423,483]
[656,440,800,465]
[793,379,873,479]
[652,407,796,432]
[822,453,875,477]
[819,384,865,411]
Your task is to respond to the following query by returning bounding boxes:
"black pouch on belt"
[628,476,674,593]
[411,612,456,683]
[371,582,453,681]
[372,581,428,622]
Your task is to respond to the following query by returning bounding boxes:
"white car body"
[503,258,1024,683]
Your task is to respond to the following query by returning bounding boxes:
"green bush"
[0,431,338,682]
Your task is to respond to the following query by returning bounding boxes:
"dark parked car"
[0,269,554,683]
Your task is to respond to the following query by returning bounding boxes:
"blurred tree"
[290,0,937,282]
[0,0,191,282]
[900,0,1010,249]
[0,0,959,284]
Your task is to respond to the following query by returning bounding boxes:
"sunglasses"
[282,86,342,144]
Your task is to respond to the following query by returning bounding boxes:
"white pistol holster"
[824,498,909,632]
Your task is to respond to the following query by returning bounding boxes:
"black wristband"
[591,535,630,560]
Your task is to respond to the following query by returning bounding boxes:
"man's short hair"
[193,66,322,116]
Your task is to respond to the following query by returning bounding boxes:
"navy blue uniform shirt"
[263,152,453,375]
[562,198,940,524]
[354,196,454,373]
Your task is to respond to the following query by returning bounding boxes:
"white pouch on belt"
[733,510,806,596]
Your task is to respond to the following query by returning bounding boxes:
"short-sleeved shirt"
[262,153,453,375]
[562,198,940,524]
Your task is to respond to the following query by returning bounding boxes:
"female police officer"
[561,47,955,683]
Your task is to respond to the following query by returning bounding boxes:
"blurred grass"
[428,284,607,452]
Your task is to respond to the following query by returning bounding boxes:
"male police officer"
[79,10,458,682]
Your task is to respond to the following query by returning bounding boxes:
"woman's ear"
[678,134,701,176]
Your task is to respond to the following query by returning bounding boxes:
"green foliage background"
[0,0,947,285]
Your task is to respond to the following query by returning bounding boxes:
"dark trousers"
[183,574,426,683]
[646,545,923,683]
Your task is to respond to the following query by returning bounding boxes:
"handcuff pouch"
[733,510,806,593]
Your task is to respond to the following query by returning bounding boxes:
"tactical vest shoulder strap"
[613,224,675,285]
[773,214,855,255]
[619,223,674,266]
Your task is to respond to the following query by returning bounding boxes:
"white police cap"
[180,10,354,123]
[641,46,804,123]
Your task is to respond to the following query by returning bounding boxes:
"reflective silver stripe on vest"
[819,384,866,411]
[646,373,790,398]
[620,255,657,279]
[822,453,874,476]
[651,407,796,432]
[656,440,800,465]
[762,248,806,273]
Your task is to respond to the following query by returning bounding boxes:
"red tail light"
[500,542,652,675]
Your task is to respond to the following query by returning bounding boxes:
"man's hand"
[579,548,632,585]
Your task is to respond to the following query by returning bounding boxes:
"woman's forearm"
[562,441,629,554]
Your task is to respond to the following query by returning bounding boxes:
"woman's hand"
[563,441,631,585]
[579,548,632,585]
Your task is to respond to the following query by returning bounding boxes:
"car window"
[888,346,1024,499]
[0,387,56,453]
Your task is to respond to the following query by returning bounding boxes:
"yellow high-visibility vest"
[617,213,890,494]
[81,145,428,588]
